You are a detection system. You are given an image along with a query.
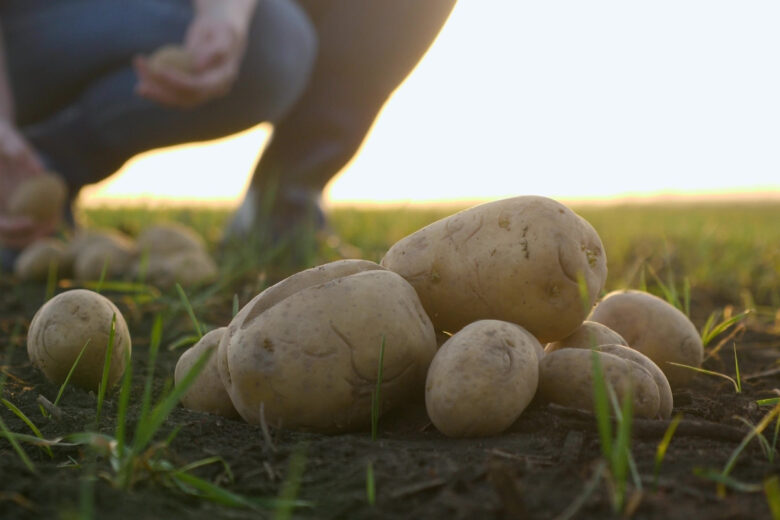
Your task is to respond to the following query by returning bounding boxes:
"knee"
[238,0,318,122]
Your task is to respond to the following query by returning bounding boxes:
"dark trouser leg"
[3,0,316,197]
[233,0,456,232]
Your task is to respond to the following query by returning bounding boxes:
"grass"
[3,199,780,517]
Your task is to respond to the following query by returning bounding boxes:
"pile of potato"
[22,194,705,438]
[171,195,703,437]
[14,222,218,289]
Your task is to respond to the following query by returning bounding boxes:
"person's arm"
[0,22,51,250]
[134,0,258,108]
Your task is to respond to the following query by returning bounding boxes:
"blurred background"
[79,0,780,208]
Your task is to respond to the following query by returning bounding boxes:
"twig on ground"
[36,394,63,421]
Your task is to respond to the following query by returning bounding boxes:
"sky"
[81,1,780,207]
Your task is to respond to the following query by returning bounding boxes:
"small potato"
[27,289,131,391]
[136,222,206,257]
[425,320,542,437]
[148,44,193,74]
[538,348,660,419]
[61,228,135,277]
[381,196,607,343]
[545,321,627,353]
[139,249,218,288]
[218,266,437,432]
[7,172,67,223]
[14,238,65,281]
[74,236,137,282]
[588,290,704,388]
[175,328,239,419]
[596,344,673,419]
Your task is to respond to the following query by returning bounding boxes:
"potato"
[139,249,218,288]
[588,290,704,388]
[538,348,660,419]
[27,289,131,391]
[61,228,135,277]
[7,172,67,223]
[74,235,137,281]
[148,45,193,74]
[175,328,239,419]
[217,266,437,432]
[596,344,673,419]
[545,321,627,353]
[136,222,206,257]
[14,238,65,281]
[425,320,542,437]
[381,196,607,342]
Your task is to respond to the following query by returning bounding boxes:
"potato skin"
[545,321,627,353]
[7,173,67,222]
[218,268,437,432]
[425,320,542,437]
[538,348,660,419]
[175,328,239,419]
[74,237,137,282]
[27,289,131,391]
[140,250,218,288]
[597,344,673,419]
[14,239,65,281]
[588,290,703,388]
[136,222,206,257]
[380,196,607,343]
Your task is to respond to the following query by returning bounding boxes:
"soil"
[2,278,780,520]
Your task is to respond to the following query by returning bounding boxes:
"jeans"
[1,0,456,216]
[2,0,316,195]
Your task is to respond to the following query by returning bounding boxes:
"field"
[2,199,780,519]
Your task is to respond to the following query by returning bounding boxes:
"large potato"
[14,238,65,281]
[588,290,703,388]
[381,196,607,342]
[175,328,239,419]
[538,348,660,419]
[7,172,67,223]
[425,320,542,437]
[217,266,437,432]
[27,289,131,391]
[545,321,627,353]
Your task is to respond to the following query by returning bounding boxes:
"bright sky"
[81,1,780,208]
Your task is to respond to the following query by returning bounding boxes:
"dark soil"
[2,278,780,520]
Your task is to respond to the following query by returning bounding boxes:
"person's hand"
[134,12,248,109]
[0,119,53,250]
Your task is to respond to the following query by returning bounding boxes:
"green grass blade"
[693,468,763,493]
[166,334,201,352]
[371,336,386,441]
[45,259,58,303]
[733,344,742,393]
[232,294,240,318]
[590,350,612,459]
[366,461,376,506]
[54,339,91,407]
[1,398,52,458]
[758,398,780,406]
[95,314,117,422]
[653,414,682,490]
[701,310,751,348]
[95,257,110,294]
[274,445,308,520]
[720,402,780,493]
[132,345,212,454]
[176,283,203,339]
[611,388,634,513]
[0,415,36,474]
[114,355,134,471]
[667,362,740,393]
[765,476,780,520]
[138,315,163,426]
